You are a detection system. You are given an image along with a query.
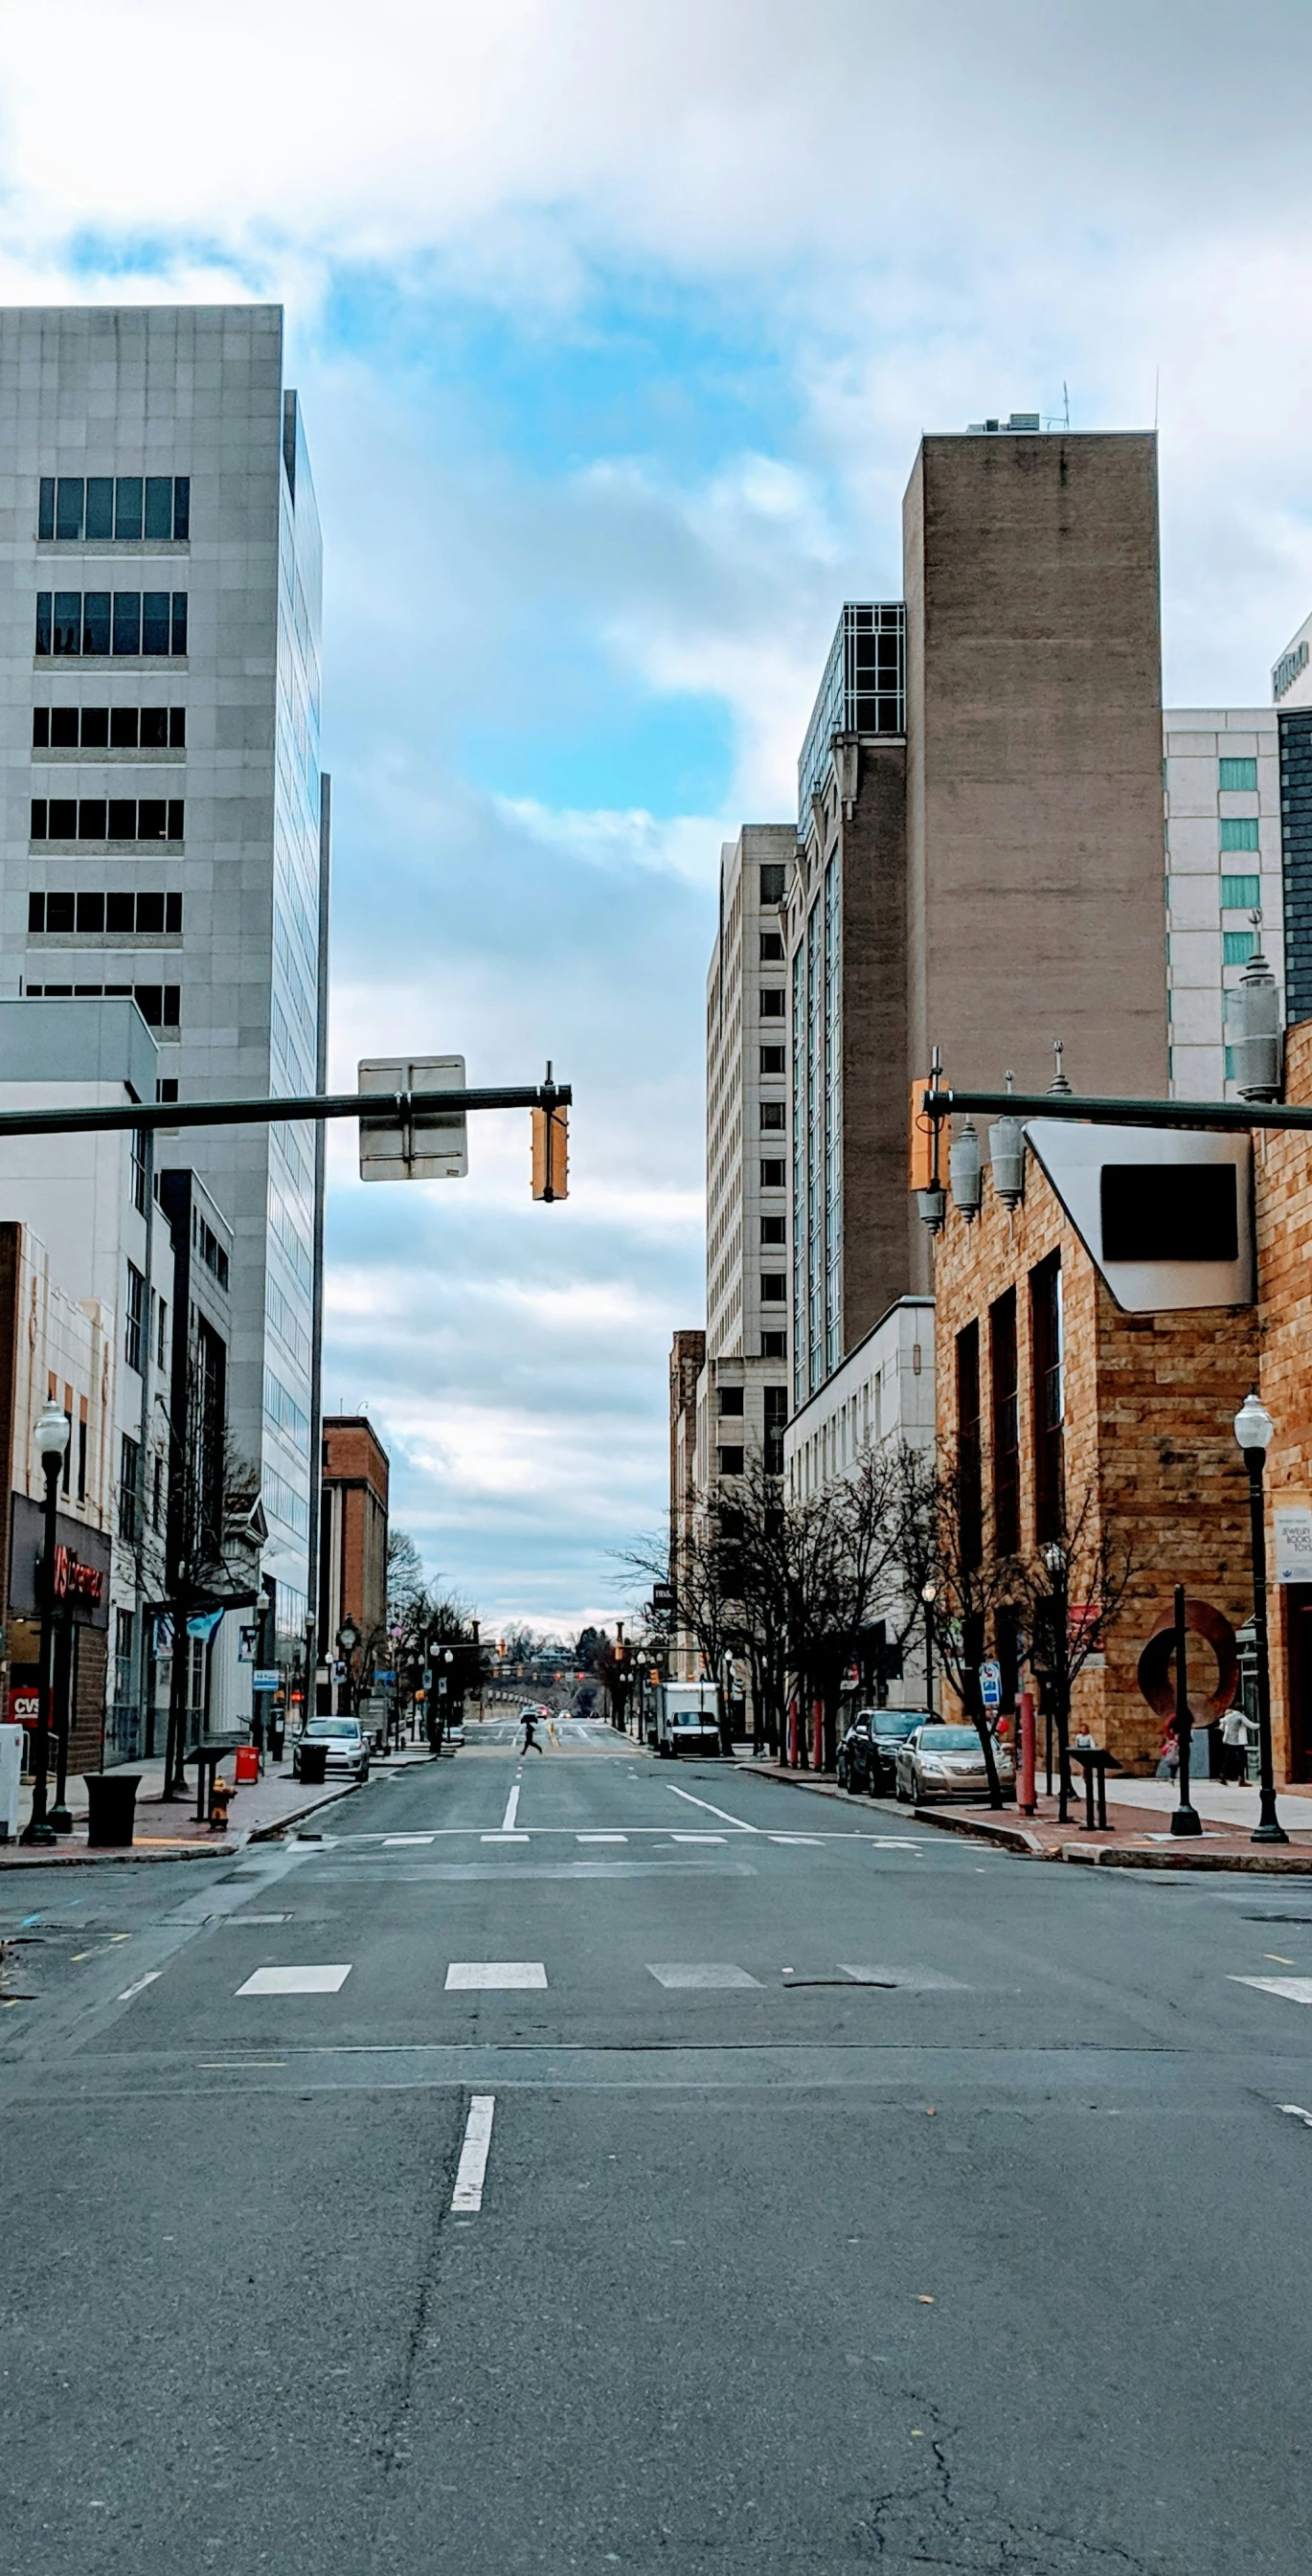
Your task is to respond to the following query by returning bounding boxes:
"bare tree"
[1012,1486,1137,1823]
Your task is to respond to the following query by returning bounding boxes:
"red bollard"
[1019,1690,1036,1816]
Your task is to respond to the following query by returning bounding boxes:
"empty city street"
[4,1732,1312,2575]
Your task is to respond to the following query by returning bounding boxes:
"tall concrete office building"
[0,305,328,1644]
[1164,708,1281,1098]
[699,825,794,1476]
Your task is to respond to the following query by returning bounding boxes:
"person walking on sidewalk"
[1220,1702,1251,1785]
[1156,1723,1179,1781]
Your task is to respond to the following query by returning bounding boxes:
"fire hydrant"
[208,1774,232,1833]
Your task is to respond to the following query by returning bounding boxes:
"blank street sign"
[358,1054,468,1181]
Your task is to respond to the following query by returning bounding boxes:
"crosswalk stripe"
[237,1964,351,1997]
[445,1961,548,1991]
[1232,1975,1312,2004]
[646,1962,762,1989]
[577,1833,627,1843]
[669,1832,726,1845]
[384,1835,435,1846]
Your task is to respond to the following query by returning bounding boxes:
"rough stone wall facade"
[932,1148,1256,1772]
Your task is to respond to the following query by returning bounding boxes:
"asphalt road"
[4,1723,1312,2574]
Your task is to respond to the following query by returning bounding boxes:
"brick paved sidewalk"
[0,1747,431,1867]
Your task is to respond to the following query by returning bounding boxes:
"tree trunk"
[964,1668,1006,1809]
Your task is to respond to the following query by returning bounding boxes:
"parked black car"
[836,1706,938,1796]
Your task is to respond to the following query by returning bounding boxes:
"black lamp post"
[20,1399,71,1847]
[1168,1581,1203,1838]
[336,1617,359,1716]
[1233,1391,1288,1845]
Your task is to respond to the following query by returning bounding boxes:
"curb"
[0,1838,238,1870]
[1061,1841,1312,1872]
[911,1805,1051,1858]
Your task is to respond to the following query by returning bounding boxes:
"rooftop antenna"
[1063,380,1071,432]
[1049,1037,1072,1096]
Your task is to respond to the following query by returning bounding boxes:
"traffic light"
[532,1103,569,1202]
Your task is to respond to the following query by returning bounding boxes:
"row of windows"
[34,704,185,750]
[36,592,188,658]
[264,1466,308,1538]
[195,1211,230,1290]
[263,1367,310,1457]
[29,891,182,936]
[27,981,179,1027]
[32,798,183,842]
[39,476,190,544]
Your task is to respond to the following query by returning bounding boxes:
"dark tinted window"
[38,479,55,540]
[140,707,167,746]
[28,893,43,931]
[56,478,83,541]
[77,893,104,933]
[760,863,786,903]
[138,799,167,840]
[114,478,143,540]
[80,706,108,747]
[79,801,107,838]
[170,593,187,653]
[760,1214,786,1244]
[113,594,141,655]
[172,478,190,540]
[46,893,75,934]
[167,801,184,840]
[35,594,52,654]
[82,593,111,656]
[111,707,139,748]
[106,893,134,934]
[53,593,81,653]
[170,707,186,746]
[145,478,173,541]
[108,800,137,838]
[32,708,50,747]
[51,707,79,746]
[1100,1164,1239,1263]
[141,593,170,655]
[49,799,77,837]
[760,1099,785,1130]
[85,477,114,541]
[136,893,165,934]
[166,892,182,933]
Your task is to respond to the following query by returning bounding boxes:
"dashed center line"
[452,2094,497,2211]
[501,1783,521,1832]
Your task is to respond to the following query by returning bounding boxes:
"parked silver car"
[292,1716,371,1781]
[894,1722,1014,1803]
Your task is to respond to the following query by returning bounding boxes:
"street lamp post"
[336,1618,359,1718]
[1233,1392,1288,1845]
[920,1583,936,1718]
[21,1400,71,1847]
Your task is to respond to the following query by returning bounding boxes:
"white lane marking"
[451,2094,496,2211]
[669,1833,726,1845]
[839,1963,967,1990]
[384,1835,436,1847]
[577,1833,628,1843]
[1232,1976,1312,2004]
[770,1835,826,1846]
[501,1784,521,1831]
[481,1832,531,1844]
[237,1964,352,1996]
[667,1786,758,1832]
[1279,2103,1312,2128]
[445,1960,548,1991]
[117,1971,162,2001]
[646,1962,761,1989]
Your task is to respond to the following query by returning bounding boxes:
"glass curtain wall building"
[0,305,328,1653]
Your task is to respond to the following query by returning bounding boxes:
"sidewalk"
[735,1757,1312,1871]
[0,1745,429,1868]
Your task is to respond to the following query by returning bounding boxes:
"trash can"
[85,1773,141,1848]
[234,1745,260,1784]
[297,1742,328,1785]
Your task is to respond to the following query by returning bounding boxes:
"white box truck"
[654,1681,721,1758]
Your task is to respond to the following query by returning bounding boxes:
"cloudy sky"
[5,2,1312,1634]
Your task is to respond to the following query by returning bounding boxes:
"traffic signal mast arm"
[922,1086,1312,1134]
[0,1079,571,1143]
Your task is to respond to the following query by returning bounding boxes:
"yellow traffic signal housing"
[532,1104,569,1202]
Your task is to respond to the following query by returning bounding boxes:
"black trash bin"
[297,1742,328,1785]
[85,1773,141,1848]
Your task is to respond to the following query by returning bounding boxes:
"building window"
[27,983,179,1028]
[760,1214,786,1245]
[760,1330,786,1360]
[1219,817,1259,852]
[1029,1253,1064,1544]
[759,932,784,962]
[1223,930,1256,966]
[759,989,785,1017]
[119,1434,140,1539]
[760,1158,785,1187]
[763,1385,788,1477]
[131,1125,147,1215]
[152,1452,165,1531]
[31,798,183,842]
[157,1295,169,1368]
[1218,757,1258,792]
[197,1216,229,1290]
[32,705,185,749]
[717,1446,745,1478]
[759,863,786,904]
[124,1261,146,1371]
[989,1289,1019,1556]
[114,1604,135,1705]
[263,1367,310,1456]
[38,475,190,544]
[760,1274,786,1302]
[759,1047,785,1075]
[77,1410,87,1503]
[718,1387,745,1416]
[760,1101,785,1132]
[28,891,183,935]
[34,592,188,658]
[1220,873,1260,911]
[956,1321,983,1570]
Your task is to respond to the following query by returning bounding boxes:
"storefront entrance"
[1282,1584,1312,1781]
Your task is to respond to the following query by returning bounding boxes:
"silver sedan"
[894,1723,1015,1803]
